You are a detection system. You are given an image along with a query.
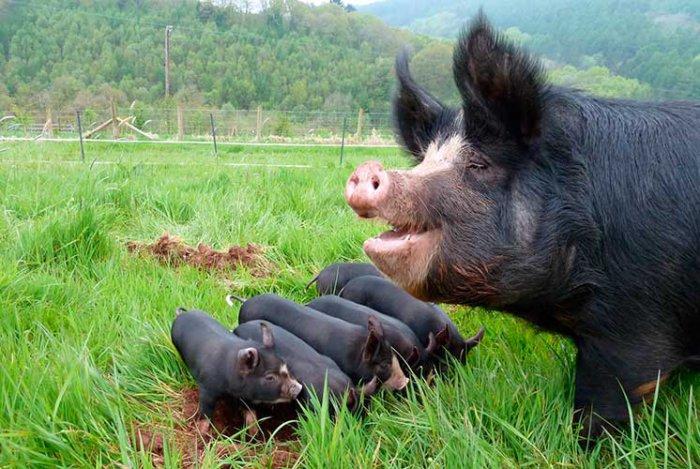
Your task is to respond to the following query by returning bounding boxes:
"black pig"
[234,320,378,407]
[344,12,699,441]
[238,294,409,391]
[307,295,428,369]
[306,262,382,295]
[340,276,484,361]
[171,309,302,431]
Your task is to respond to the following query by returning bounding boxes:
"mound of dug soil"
[127,233,270,275]
[134,388,299,468]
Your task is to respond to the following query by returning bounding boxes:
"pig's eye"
[467,160,488,170]
[264,374,277,382]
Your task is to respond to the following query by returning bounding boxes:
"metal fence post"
[210,112,218,156]
[340,116,347,166]
[76,110,85,162]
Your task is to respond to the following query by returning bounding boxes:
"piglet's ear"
[453,12,546,145]
[407,346,420,366]
[237,347,259,375]
[362,330,381,362]
[394,50,447,162]
[435,324,450,346]
[367,315,385,339]
[460,326,485,363]
[260,322,275,349]
[426,325,450,355]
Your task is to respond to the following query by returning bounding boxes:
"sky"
[225,1,379,9]
[302,0,377,4]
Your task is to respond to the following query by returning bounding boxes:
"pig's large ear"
[453,12,546,146]
[260,322,275,349]
[393,50,446,162]
[237,347,259,374]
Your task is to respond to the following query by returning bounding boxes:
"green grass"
[0,141,697,468]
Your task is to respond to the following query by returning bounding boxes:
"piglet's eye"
[467,161,488,170]
[265,374,276,382]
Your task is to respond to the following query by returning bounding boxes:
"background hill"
[0,0,430,113]
[361,0,700,100]
[0,0,689,116]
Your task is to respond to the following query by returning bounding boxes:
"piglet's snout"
[345,161,390,218]
[286,379,303,400]
[383,356,409,391]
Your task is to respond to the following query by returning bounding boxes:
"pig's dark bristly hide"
[390,12,699,441]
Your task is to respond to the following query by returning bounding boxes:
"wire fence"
[0,106,397,146]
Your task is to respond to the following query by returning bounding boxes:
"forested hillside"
[0,0,429,113]
[361,0,700,100]
[0,0,667,115]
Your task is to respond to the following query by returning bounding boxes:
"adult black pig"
[344,13,699,441]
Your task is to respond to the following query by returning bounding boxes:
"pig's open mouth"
[361,221,442,296]
[364,224,439,256]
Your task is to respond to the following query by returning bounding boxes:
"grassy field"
[0,140,697,468]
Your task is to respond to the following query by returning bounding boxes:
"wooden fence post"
[356,108,364,140]
[110,99,120,139]
[44,107,53,138]
[177,103,185,141]
[255,106,262,142]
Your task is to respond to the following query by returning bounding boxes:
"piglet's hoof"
[196,419,212,436]
[244,408,259,439]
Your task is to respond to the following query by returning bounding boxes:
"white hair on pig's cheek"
[412,135,468,177]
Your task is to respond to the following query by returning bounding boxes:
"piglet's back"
[171,310,230,360]
[234,320,339,370]
[340,276,438,331]
[239,293,364,337]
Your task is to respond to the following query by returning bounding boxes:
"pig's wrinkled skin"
[238,294,409,391]
[171,310,302,425]
[345,13,699,443]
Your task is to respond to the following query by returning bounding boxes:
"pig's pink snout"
[345,161,389,218]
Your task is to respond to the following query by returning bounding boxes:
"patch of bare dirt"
[127,233,272,276]
[134,388,299,468]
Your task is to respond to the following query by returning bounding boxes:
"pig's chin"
[363,227,441,299]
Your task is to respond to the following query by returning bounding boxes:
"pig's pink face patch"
[346,136,470,298]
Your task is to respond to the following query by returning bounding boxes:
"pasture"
[0,141,697,467]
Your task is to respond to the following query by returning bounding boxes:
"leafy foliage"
[0,0,685,115]
[0,0,427,112]
[362,0,700,99]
